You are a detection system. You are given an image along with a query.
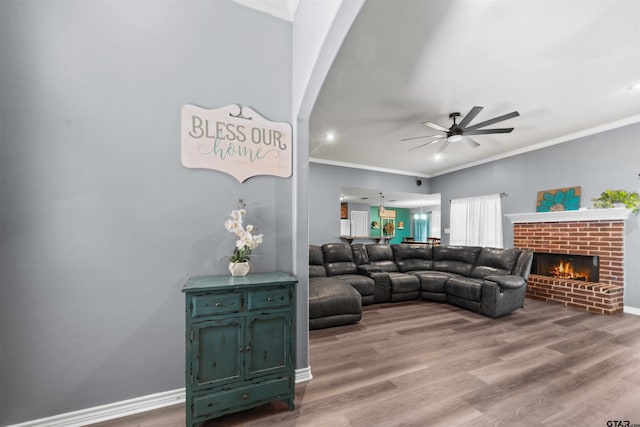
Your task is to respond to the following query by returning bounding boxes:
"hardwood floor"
[91,299,640,426]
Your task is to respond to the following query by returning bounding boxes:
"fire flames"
[551,261,589,281]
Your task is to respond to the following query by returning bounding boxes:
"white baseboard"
[624,305,640,316]
[295,365,313,383]
[7,388,186,427]
[8,367,313,427]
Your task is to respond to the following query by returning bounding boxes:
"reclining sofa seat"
[411,245,483,303]
[354,244,420,303]
[308,245,363,330]
[418,245,532,317]
[321,243,375,305]
[390,243,438,299]
[482,247,534,318]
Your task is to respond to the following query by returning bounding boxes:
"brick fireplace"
[507,208,630,315]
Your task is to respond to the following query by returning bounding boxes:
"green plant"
[591,189,640,214]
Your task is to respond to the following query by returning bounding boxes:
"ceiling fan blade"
[464,111,520,131]
[456,106,483,129]
[464,128,514,135]
[436,138,451,154]
[465,137,480,148]
[408,136,445,151]
[401,134,443,142]
[423,121,449,132]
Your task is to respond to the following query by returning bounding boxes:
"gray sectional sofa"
[308,242,533,329]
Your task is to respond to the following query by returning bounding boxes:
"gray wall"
[430,122,640,309]
[309,163,430,245]
[0,1,294,424]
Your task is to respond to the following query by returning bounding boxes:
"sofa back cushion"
[351,244,370,266]
[366,244,394,262]
[365,244,398,272]
[309,245,327,277]
[322,243,358,276]
[471,247,521,279]
[433,245,482,276]
[512,249,534,280]
[392,244,434,272]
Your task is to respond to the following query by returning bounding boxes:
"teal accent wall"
[369,206,411,244]
[308,163,432,245]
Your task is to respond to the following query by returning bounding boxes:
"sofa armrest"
[368,272,392,303]
[357,264,384,276]
[484,274,526,290]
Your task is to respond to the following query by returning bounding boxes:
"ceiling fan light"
[448,135,463,143]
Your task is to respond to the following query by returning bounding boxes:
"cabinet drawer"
[191,292,242,318]
[192,377,290,418]
[247,287,290,311]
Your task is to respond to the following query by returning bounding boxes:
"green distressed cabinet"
[182,272,297,426]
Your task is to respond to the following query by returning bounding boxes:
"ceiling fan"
[402,106,520,154]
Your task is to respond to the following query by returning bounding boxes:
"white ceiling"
[232,0,300,21]
[310,0,640,178]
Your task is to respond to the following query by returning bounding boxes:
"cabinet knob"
[267,297,273,302]
[239,347,244,353]
[242,394,249,400]
[215,303,222,307]
[246,345,251,352]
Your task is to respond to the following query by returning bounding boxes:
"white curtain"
[413,212,429,242]
[449,193,503,248]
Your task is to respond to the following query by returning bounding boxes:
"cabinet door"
[245,312,290,378]
[191,317,243,390]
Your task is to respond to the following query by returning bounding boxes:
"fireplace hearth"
[507,208,630,314]
[532,252,599,282]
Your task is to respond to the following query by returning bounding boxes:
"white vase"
[228,261,251,277]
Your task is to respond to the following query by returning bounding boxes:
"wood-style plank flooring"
[91,299,640,426]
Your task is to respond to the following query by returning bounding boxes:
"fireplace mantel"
[511,207,628,314]
[506,207,631,223]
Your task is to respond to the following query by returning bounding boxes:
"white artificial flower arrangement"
[224,208,263,263]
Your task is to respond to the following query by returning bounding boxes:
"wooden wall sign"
[181,104,292,182]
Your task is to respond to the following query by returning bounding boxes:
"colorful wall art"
[536,186,581,212]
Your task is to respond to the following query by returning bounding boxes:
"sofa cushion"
[512,249,534,280]
[351,244,370,266]
[414,271,460,293]
[323,243,358,276]
[366,244,399,272]
[366,244,394,262]
[392,244,434,272]
[309,245,327,278]
[308,278,362,319]
[387,272,420,293]
[433,245,482,276]
[446,276,484,302]
[471,247,521,279]
[336,274,376,301]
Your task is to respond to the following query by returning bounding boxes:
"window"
[449,194,503,248]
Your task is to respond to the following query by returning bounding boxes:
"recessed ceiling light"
[434,153,443,161]
[628,82,640,91]
[325,132,336,142]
